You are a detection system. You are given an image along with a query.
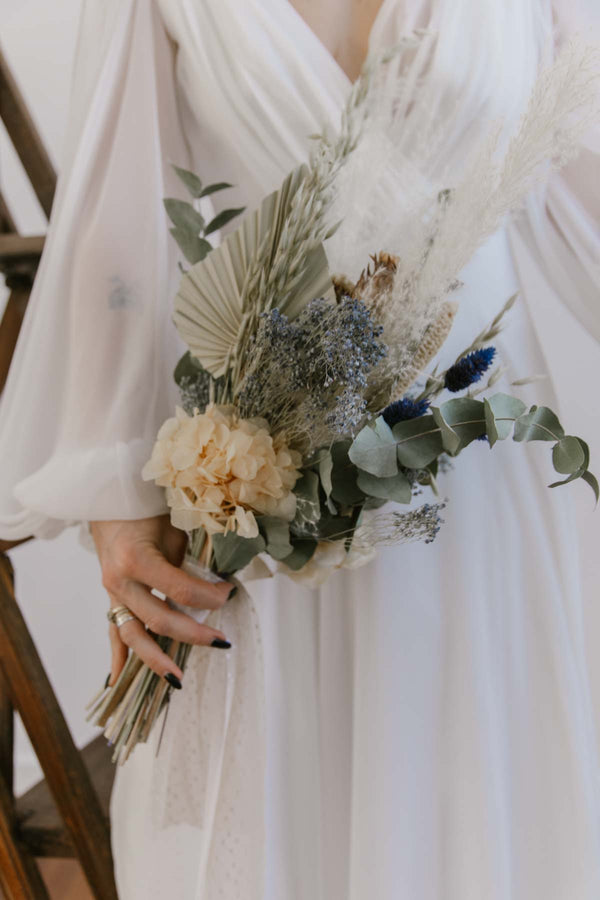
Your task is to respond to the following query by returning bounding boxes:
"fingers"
[129,544,232,610]
[117,617,185,682]
[106,583,232,681]
[123,582,229,648]
[107,621,129,687]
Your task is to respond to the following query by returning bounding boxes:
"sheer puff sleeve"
[508,1,599,343]
[0,0,193,541]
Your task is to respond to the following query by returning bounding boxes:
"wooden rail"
[0,48,56,218]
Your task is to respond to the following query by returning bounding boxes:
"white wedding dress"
[1,1,599,898]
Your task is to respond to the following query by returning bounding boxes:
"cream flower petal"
[145,404,301,537]
[235,507,259,539]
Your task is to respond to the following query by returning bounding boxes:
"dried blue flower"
[238,297,387,441]
[382,397,430,427]
[355,502,446,547]
[444,347,496,393]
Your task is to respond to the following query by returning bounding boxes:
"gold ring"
[107,605,137,628]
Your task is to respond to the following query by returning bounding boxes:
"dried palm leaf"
[173,165,334,377]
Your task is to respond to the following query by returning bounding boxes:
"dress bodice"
[158,0,552,213]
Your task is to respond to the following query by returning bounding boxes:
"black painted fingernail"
[211,638,232,649]
[105,674,111,689]
[227,585,238,600]
[164,673,182,689]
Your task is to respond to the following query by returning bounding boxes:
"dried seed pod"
[332,274,358,301]
[392,301,458,397]
[354,252,399,301]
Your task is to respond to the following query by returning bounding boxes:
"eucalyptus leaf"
[314,513,356,540]
[164,198,205,233]
[363,496,388,510]
[348,417,398,477]
[330,441,366,506]
[392,416,444,469]
[513,406,565,443]
[549,470,585,489]
[212,532,266,575]
[280,538,318,571]
[204,207,246,236]
[483,393,527,447]
[258,517,293,561]
[318,450,337,514]
[318,451,334,499]
[173,350,206,386]
[582,470,600,504]
[577,439,591,473]
[200,182,233,197]
[356,469,412,504]
[170,228,212,265]
[294,470,321,527]
[172,165,203,198]
[552,436,586,475]
[432,398,485,455]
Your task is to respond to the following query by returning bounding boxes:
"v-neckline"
[282,0,394,87]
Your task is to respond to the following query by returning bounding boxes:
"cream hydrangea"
[142,404,302,538]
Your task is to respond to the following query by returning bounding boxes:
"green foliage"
[166,164,245,264]
[317,450,337,514]
[173,350,205,386]
[168,228,212,265]
[484,394,526,446]
[205,207,247,236]
[552,436,585,475]
[280,538,318,571]
[348,417,398,477]
[549,437,596,500]
[347,393,596,503]
[172,165,204,198]
[513,406,565,443]
[392,417,444,469]
[582,471,600,503]
[212,532,266,575]
[164,198,205,233]
[431,398,486,455]
[356,469,412,504]
[330,441,367,505]
[200,182,233,197]
[258,517,293,561]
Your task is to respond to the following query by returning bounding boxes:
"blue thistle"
[382,397,430,427]
[444,347,496,393]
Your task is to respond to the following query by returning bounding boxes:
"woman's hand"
[90,515,232,688]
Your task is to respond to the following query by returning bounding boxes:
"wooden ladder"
[0,45,117,899]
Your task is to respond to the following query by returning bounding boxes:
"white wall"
[1,1,599,795]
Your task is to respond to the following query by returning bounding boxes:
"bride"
[1,1,599,897]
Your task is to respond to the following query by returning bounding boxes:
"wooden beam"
[17,737,115,858]
[0,538,33,553]
[0,555,118,900]
[0,234,44,264]
[0,192,16,234]
[0,48,56,219]
[0,671,14,797]
[0,769,50,900]
[0,283,30,395]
